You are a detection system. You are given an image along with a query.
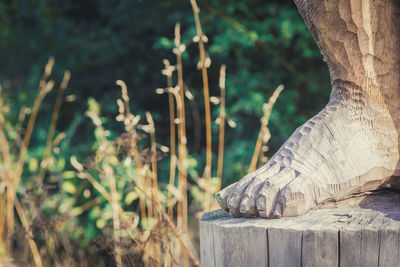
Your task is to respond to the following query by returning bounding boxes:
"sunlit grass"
[0,1,284,265]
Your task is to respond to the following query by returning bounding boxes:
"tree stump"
[200,191,400,267]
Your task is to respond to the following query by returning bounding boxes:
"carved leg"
[217,0,400,218]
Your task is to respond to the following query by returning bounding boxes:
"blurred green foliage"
[0,0,331,260]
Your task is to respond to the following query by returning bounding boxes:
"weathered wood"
[268,227,302,267]
[216,0,400,219]
[199,211,218,267]
[201,192,400,267]
[302,229,338,267]
[201,211,271,267]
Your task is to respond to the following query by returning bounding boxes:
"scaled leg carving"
[217,0,400,218]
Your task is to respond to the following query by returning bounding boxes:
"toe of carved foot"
[216,177,315,218]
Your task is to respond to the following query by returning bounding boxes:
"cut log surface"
[200,191,400,267]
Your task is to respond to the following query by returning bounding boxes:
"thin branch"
[14,197,43,267]
[190,0,213,214]
[162,60,177,217]
[249,85,284,172]
[216,65,226,192]
[38,70,71,183]
[174,23,189,265]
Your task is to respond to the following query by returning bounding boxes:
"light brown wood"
[301,229,338,267]
[201,192,400,266]
[217,0,400,218]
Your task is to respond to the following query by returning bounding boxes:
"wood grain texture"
[216,0,400,218]
[201,192,400,266]
[301,229,338,267]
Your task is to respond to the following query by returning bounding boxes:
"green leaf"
[62,181,76,194]
[62,171,76,179]
[125,191,139,205]
[28,158,38,172]
[87,97,101,115]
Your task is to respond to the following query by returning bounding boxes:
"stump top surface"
[200,192,400,267]
[201,191,400,230]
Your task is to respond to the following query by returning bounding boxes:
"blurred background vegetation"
[0,0,331,266]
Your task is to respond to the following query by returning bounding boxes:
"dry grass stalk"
[174,22,189,265]
[73,140,201,266]
[1,50,214,266]
[216,65,226,192]
[190,0,213,212]
[84,105,143,266]
[11,59,55,207]
[14,197,43,267]
[38,70,71,183]
[105,164,122,267]
[144,111,162,265]
[129,138,147,221]
[144,112,159,211]
[248,84,284,172]
[2,57,54,261]
[16,59,55,180]
[116,163,200,267]
[161,60,177,217]
[0,82,10,253]
[80,103,125,266]
[129,169,201,266]
[116,80,147,221]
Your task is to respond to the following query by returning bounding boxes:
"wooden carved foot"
[217,0,400,218]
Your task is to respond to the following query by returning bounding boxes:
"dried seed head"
[192,35,200,43]
[42,80,55,95]
[44,56,55,78]
[210,96,220,105]
[185,89,194,100]
[116,114,124,122]
[262,129,271,143]
[132,115,141,126]
[173,44,186,55]
[193,34,207,43]
[65,94,76,102]
[86,111,102,127]
[227,119,237,128]
[145,111,154,126]
[18,107,28,122]
[137,112,155,134]
[161,60,176,76]
[61,70,71,90]
[180,136,187,145]
[70,156,84,172]
[219,65,226,90]
[117,99,125,113]
[190,0,200,13]
[169,85,180,95]
[54,132,66,146]
[163,59,170,66]
[23,107,31,114]
[174,23,181,47]
[155,88,166,95]
[159,145,170,153]
[53,147,60,154]
[116,80,129,103]
[84,189,91,198]
[197,56,211,69]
